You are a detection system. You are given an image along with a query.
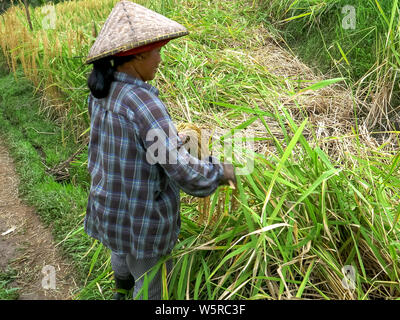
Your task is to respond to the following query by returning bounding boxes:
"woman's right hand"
[219,163,237,188]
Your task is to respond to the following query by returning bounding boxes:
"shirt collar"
[113,71,159,96]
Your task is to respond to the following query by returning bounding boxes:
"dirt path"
[0,136,78,300]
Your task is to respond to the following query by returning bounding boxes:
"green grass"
[261,0,395,78]
[160,106,400,299]
[0,65,111,299]
[0,269,20,300]
[259,0,400,128]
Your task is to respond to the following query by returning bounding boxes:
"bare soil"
[0,136,78,300]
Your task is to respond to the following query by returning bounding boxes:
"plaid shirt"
[84,71,223,259]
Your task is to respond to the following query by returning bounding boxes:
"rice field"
[0,0,399,300]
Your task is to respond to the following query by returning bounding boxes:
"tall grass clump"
[162,107,400,299]
[259,0,400,131]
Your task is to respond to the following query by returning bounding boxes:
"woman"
[84,1,236,300]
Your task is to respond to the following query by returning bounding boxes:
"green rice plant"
[135,91,399,299]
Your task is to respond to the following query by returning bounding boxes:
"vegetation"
[261,0,400,130]
[0,67,104,298]
[0,0,399,299]
[0,268,19,300]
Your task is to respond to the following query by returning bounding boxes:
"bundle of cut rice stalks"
[176,122,238,227]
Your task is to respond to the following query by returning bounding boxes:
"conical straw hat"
[86,1,188,64]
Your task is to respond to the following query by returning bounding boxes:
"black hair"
[87,55,137,99]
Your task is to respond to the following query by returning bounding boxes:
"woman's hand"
[179,131,236,189]
[219,163,236,189]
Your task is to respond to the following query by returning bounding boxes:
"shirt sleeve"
[127,89,223,198]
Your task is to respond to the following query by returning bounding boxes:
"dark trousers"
[111,251,172,300]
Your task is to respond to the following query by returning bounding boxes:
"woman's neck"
[116,64,144,81]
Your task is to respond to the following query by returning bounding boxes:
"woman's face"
[118,47,162,82]
[142,47,161,81]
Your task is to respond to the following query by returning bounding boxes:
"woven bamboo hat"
[85,0,189,64]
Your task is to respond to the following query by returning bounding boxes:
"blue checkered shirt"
[84,71,223,259]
